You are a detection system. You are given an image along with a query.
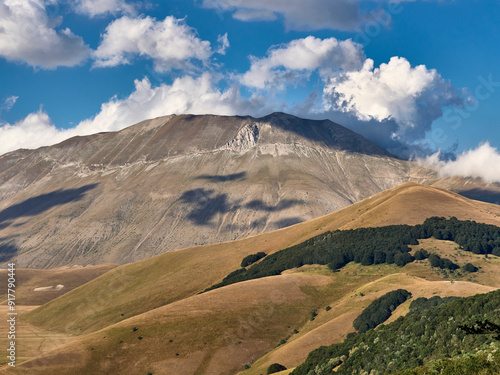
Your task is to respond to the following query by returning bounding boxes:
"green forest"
[292,289,500,375]
[206,217,497,292]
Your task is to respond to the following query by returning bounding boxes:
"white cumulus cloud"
[0,110,69,154]
[0,0,89,69]
[73,73,270,134]
[0,74,274,156]
[92,16,213,72]
[241,36,365,89]
[72,0,135,17]
[201,0,361,31]
[323,56,462,142]
[422,143,500,183]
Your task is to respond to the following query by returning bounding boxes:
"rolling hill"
[4,182,499,375]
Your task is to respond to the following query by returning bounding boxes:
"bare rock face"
[224,123,260,152]
[0,113,460,268]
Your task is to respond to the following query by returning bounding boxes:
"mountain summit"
[0,113,442,267]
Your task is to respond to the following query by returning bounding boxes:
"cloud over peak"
[323,56,463,142]
[0,74,274,156]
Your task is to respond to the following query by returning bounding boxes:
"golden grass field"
[1,183,500,374]
[0,264,117,306]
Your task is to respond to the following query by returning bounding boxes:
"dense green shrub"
[428,253,459,270]
[310,310,318,321]
[414,249,430,260]
[353,289,412,333]
[267,363,287,374]
[241,252,267,267]
[462,263,479,273]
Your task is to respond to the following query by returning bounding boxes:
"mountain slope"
[24,183,500,335]
[0,113,425,268]
[13,182,500,375]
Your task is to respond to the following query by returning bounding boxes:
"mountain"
[1,113,498,269]
[13,183,500,374]
[0,113,427,268]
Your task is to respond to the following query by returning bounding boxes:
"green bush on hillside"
[267,363,287,374]
[462,263,479,273]
[353,289,412,334]
[428,253,459,270]
[241,252,267,267]
[414,249,430,260]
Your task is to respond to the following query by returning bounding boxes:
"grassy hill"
[4,183,500,374]
[24,183,500,334]
[0,264,116,306]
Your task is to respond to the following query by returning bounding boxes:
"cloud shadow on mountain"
[272,217,305,229]
[179,188,306,226]
[0,184,98,229]
[180,189,236,226]
[246,199,305,212]
[195,172,247,182]
[0,238,19,263]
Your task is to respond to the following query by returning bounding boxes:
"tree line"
[205,217,493,292]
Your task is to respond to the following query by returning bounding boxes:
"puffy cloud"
[241,36,365,89]
[73,73,270,134]
[92,16,212,72]
[0,110,68,154]
[0,0,89,68]
[323,56,462,142]
[72,0,135,17]
[422,143,500,183]
[201,0,361,31]
[0,74,275,156]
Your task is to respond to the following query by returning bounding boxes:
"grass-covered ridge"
[291,289,500,375]
[207,217,499,291]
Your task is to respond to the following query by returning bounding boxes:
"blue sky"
[0,0,499,172]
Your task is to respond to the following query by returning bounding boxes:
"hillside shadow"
[180,189,237,226]
[246,199,305,212]
[0,184,98,229]
[273,217,305,229]
[179,188,306,226]
[0,238,18,263]
[195,172,247,182]
[457,189,500,205]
